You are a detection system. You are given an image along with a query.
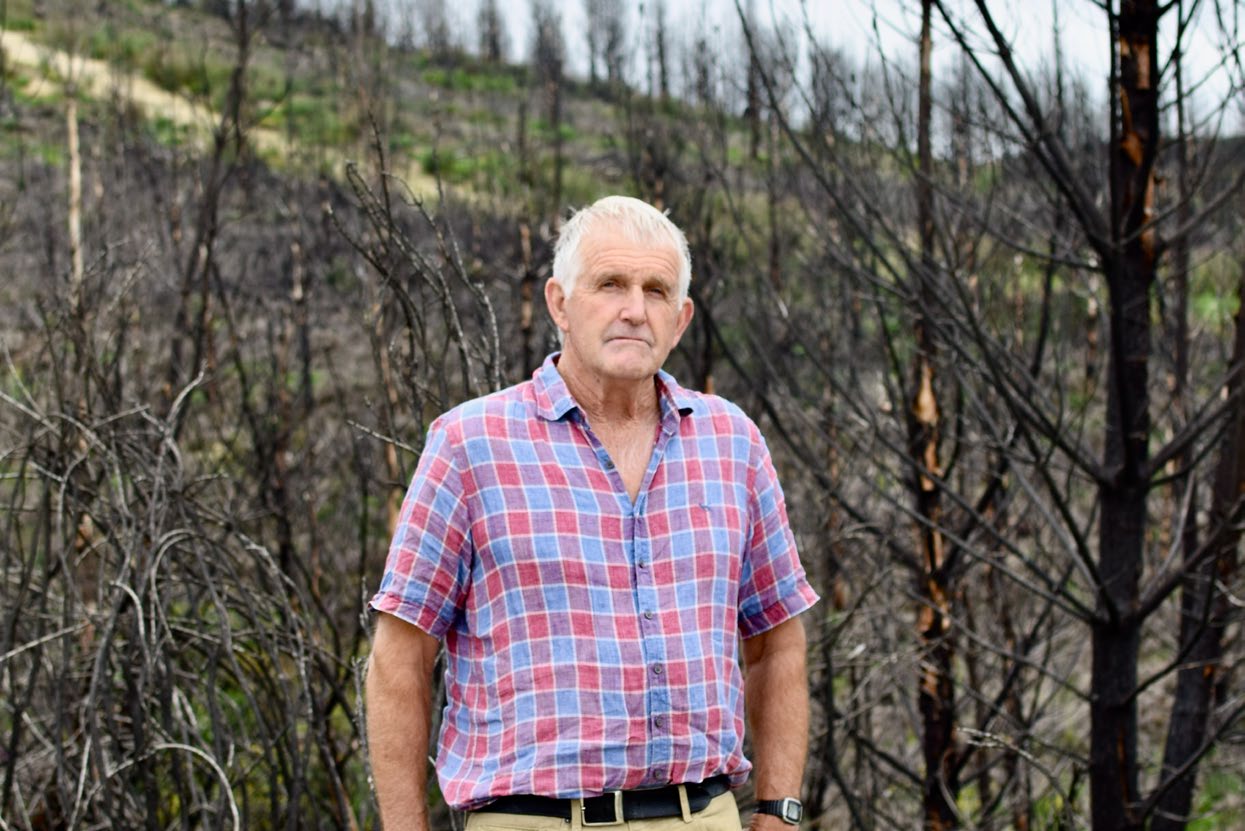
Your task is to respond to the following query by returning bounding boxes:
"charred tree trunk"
[1090,3,1159,830]
[1152,268,1245,831]
[164,1,253,428]
[766,117,782,292]
[519,221,539,378]
[1151,16,1204,827]
[653,0,670,104]
[532,2,565,226]
[746,35,762,161]
[913,3,957,828]
[67,89,84,309]
[550,75,564,226]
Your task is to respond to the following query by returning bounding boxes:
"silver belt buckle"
[580,791,625,826]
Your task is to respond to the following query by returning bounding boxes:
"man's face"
[546,224,694,385]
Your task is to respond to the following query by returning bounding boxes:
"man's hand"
[367,613,441,831]
[742,616,810,828]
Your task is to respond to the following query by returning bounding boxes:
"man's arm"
[367,612,441,831]
[742,615,810,830]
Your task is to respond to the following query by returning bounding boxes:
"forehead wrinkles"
[579,243,681,282]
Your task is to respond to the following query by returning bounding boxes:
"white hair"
[552,196,692,301]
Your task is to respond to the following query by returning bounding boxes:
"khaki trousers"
[465,791,742,831]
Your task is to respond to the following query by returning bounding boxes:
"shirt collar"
[533,353,697,423]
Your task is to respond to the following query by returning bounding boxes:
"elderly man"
[367,196,818,831]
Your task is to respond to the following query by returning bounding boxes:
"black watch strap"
[755,797,803,824]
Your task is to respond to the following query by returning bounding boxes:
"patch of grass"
[265,94,355,148]
[248,62,288,106]
[86,24,155,65]
[37,140,62,166]
[388,131,417,154]
[3,16,37,31]
[954,782,982,818]
[419,146,467,181]
[1190,250,1240,332]
[417,145,524,190]
[423,65,517,96]
[142,48,215,97]
[1193,289,1237,328]
[1031,789,1074,829]
[530,117,577,143]
[465,105,508,129]
[10,73,59,108]
[149,114,191,148]
[558,163,613,206]
[1189,768,1245,831]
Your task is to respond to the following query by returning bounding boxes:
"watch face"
[782,798,803,823]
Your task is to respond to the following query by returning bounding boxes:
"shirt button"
[654,716,664,728]
[644,610,654,620]
[652,664,663,675]
[603,458,615,470]
[638,560,648,569]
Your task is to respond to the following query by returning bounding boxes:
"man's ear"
[544,278,569,333]
[672,297,694,346]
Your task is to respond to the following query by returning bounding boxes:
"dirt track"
[4,28,231,137]
[1,28,437,194]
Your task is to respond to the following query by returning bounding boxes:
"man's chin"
[601,358,658,382]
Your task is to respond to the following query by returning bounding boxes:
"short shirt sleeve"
[737,424,819,638]
[369,419,473,638]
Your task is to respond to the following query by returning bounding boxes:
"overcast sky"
[308,0,1242,129]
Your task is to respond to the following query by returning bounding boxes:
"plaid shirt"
[370,354,818,811]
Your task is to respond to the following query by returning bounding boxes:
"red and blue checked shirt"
[370,354,818,811]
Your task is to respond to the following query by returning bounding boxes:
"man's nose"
[619,285,647,322]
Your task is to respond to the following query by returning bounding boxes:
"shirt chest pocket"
[663,487,746,569]
[648,489,746,623]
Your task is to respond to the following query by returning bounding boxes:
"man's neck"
[556,357,660,428]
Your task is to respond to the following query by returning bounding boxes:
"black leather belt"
[477,775,731,826]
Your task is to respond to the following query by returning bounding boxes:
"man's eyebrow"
[585,270,677,288]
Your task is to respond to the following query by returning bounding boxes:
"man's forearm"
[367,614,440,831]
[743,616,810,827]
[746,652,810,796]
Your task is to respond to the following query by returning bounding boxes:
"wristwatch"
[755,797,803,825]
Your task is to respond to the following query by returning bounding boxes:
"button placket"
[634,514,672,778]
